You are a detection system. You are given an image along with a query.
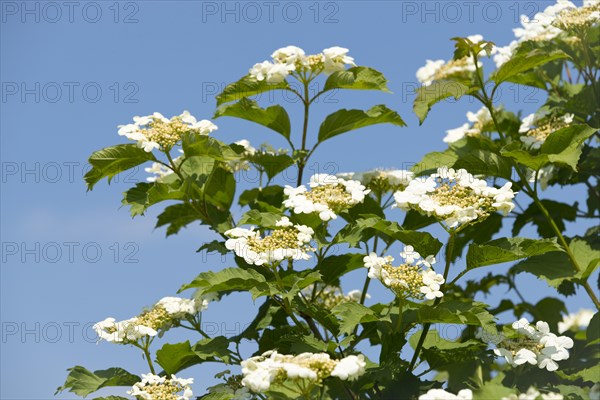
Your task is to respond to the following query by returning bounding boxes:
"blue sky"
[1,1,596,398]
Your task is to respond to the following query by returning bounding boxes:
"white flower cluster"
[489,318,574,371]
[394,167,516,228]
[93,317,157,344]
[492,0,600,68]
[301,284,370,309]
[416,35,485,86]
[419,388,473,400]
[240,350,366,393]
[249,45,355,84]
[558,308,595,334]
[118,111,217,152]
[284,174,370,221]
[225,217,314,266]
[443,106,491,143]
[128,373,193,400]
[364,247,443,300]
[519,112,574,150]
[337,169,414,193]
[93,296,209,343]
[502,387,564,400]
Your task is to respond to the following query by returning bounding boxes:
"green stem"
[394,297,404,334]
[408,230,456,371]
[273,269,310,335]
[297,79,311,187]
[134,339,156,374]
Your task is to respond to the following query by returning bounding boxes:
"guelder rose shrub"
[58,2,600,399]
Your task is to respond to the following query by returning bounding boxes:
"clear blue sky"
[1,1,595,398]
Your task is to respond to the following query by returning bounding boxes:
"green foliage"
[414,81,471,124]
[323,66,390,92]
[216,75,290,105]
[85,144,156,190]
[317,105,406,143]
[466,237,563,269]
[56,367,139,397]
[214,98,291,141]
[492,48,569,84]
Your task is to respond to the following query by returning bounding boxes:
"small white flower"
[271,45,306,65]
[249,61,273,81]
[400,245,421,264]
[322,46,355,73]
[420,284,443,300]
[330,355,366,381]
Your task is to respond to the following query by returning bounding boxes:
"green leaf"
[56,366,139,397]
[156,341,201,375]
[250,152,295,181]
[511,252,576,288]
[466,237,563,269]
[197,240,228,255]
[214,98,291,140]
[570,238,600,281]
[216,75,290,105]
[587,312,599,343]
[317,105,405,143]
[448,136,513,179]
[355,216,443,256]
[414,81,470,124]
[155,203,201,236]
[239,185,284,209]
[84,144,156,190]
[417,300,496,330]
[93,397,129,400]
[513,200,576,238]
[179,267,268,296]
[122,182,184,217]
[237,210,282,227]
[204,166,236,210]
[408,330,487,370]
[156,338,232,375]
[331,302,380,335]
[492,49,568,84]
[181,135,240,162]
[199,393,235,400]
[452,213,503,262]
[323,66,390,92]
[315,254,365,287]
[502,125,597,171]
[411,148,460,176]
[193,336,232,364]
